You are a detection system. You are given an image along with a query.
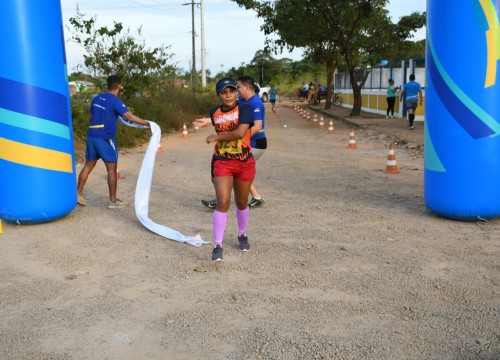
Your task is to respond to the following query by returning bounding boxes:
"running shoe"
[249,197,265,208]
[409,126,414,130]
[212,245,223,261]
[201,199,217,210]
[238,234,250,251]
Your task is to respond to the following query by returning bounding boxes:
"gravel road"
[0,101,499,360]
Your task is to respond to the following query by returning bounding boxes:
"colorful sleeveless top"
[210,103,254,161]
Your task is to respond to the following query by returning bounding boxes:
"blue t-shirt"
[239,94,266,147]
[269,88,278,101]
[88,92,129,139]
[403,81,422,101]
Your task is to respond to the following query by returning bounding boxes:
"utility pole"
[200,0,206,87]
[183,1,197,90]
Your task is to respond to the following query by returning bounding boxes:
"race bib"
[217,139,242,155]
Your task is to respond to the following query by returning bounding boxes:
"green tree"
[250,49,276,85]
[303,45,341,109]
[264,0,341,108]
[231,0,425,116]
[67,6,176,97]
[361,11,426,65]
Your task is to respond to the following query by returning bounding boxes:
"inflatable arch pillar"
[425,0,500,220]
[0,0,77,223]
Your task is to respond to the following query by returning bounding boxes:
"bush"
[71,89,219,149]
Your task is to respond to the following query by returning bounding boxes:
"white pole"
[200,0,206,87]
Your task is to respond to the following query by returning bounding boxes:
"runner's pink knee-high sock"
[236,207,249,237]
[213,210,227,247]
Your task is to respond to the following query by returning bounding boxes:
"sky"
[60,0,427,75]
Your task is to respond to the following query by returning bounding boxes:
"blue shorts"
[85,137,119,163]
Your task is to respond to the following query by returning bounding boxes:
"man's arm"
[251,120,262,136]
[122,111,150,127]
[193,117,212,128]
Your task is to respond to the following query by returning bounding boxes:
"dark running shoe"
[212,245,223,261]
[201,199,217,210]
[238,234,250,251]
[248,197,265,209]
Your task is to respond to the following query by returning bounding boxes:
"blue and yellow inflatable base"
[0,0,76,224]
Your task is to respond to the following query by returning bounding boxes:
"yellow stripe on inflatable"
[0,137,73,173]
[480,0,500,88]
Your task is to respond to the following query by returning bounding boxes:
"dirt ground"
[1,101,499,360]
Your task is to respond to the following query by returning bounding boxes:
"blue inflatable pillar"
[425,0,500,220]
[0,0,77,223]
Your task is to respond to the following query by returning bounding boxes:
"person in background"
[77,75,150,209]
[238,76,267,208]
[386,79,399,118]
[193,78,255,261]
[308,82,315,104]
[400,74,423,130]
[314,80,320,105]
[269,85,278,112]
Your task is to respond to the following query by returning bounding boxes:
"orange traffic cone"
[319,116,325,128]
[194,124,200,133]
[384,144,400,174]
[182,123,189,138]
[313,114,318,123]
[348,130,357,149]
[327,120,335,134]
[157,146,164,153]
[307,114,311,121]
[117,168,124,179]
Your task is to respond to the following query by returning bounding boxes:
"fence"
[334,58,426,120]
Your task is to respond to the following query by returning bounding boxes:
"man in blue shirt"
[238,76,267,208]
[400,74,423,130]
[269,85,278,112]
[77,75,150,208]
